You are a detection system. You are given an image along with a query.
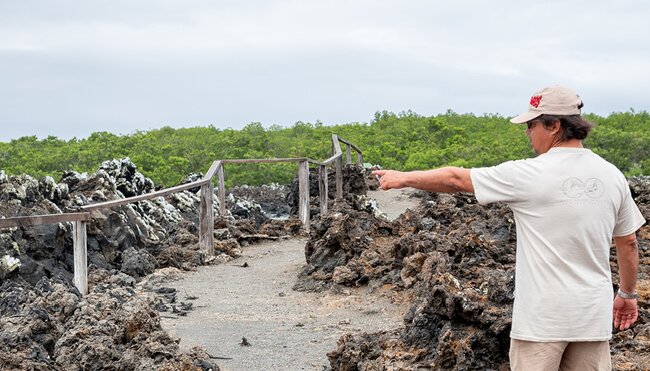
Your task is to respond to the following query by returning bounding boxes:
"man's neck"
[552,138,583,149]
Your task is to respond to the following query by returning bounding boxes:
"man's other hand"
[613,296,638,330]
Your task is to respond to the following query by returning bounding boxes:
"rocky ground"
[0,159,308,370]
[0,158,648,370]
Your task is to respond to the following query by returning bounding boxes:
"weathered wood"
[319,164,328,215]
[336,136,363,166]
[221,158,307,164]
[80,179,210,211]
[335,156,343,199]
[217,164,226,216]
[331,135,344,199]
[346,144,352,164]
[204,160,222,180]
[337,137,363,154]
[73,220,88,295]
[319,153,341,166]
[332,134,341,152]
[199,181,214,255]
[0,212,91,229]
[298,160,310,232]
[307,159,323,165]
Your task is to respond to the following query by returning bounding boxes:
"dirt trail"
[160,188,419,370]
[367,188,419,221]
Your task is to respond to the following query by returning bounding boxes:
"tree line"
[1,110,648,187]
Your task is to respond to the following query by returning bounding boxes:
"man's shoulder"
[476,158,539,173]
[581,151,627,177]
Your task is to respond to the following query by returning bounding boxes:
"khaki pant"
[509,339,611,371]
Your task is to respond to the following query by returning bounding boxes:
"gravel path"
[160,189,419,371]
[368,187,419,221]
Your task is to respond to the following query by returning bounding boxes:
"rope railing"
[0,134,363,295]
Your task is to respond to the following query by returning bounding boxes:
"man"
[373,85,645,371]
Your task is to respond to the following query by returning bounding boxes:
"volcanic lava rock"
[293,198,395,292]
[630,176,650,220]
[0,158,221,285]
[0,157,302,370]
[228,184,292,220]
[179,172,204,193]
[228,197,269,227]
[121,247,157,278]
[98,158,156,197]
[0,270,218,370]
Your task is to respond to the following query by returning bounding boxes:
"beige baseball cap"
[510,85,583,124]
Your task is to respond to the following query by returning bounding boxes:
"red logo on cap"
[530,95,542,108]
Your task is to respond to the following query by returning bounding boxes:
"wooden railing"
[0,213,93,295]
[0,134,362,295]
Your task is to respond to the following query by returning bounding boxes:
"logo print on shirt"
[561,177,605,199]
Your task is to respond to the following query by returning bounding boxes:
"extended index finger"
[372,170,385,176]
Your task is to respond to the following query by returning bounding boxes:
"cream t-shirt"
[470,147,646,341]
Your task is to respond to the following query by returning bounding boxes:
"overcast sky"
[1,0,649,142]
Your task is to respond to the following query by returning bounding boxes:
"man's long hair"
[538,114,594,141]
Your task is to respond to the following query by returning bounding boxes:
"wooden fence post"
[218,164,226,216]
[318,164,328,215]
[199,180,214,255]
[335,156,343,199]
[73,220,88,295]
[298,160,310,231]
[357,152,363,165]
[346,144,352,164]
